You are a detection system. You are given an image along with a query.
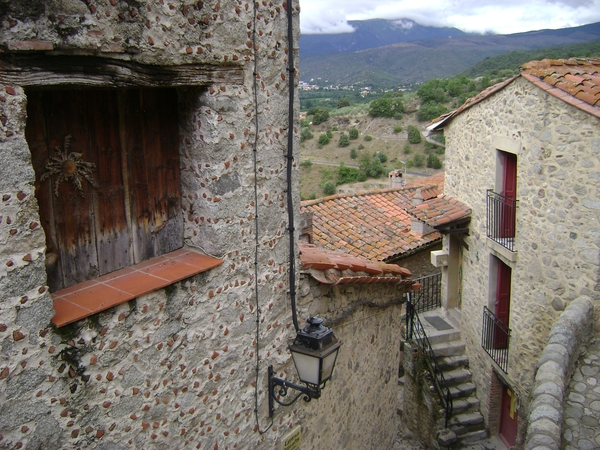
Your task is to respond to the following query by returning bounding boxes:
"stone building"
[427,58,600,448]
[0,2,418,449]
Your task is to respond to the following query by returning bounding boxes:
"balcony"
[481,306,511,373]
[486,190,517,253]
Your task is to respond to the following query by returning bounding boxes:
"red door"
[499,384,518,447]
[494,260,511,349]
[500,152,517,238]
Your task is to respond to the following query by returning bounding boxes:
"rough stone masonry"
[0,2,413,449]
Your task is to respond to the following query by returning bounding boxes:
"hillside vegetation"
[299,46,600,199]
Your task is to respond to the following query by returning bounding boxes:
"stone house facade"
[428,58,600,447]
[0,2,417,449]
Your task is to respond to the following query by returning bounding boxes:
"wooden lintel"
[0,54,244,88]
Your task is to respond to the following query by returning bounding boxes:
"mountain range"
[299,19,600,87]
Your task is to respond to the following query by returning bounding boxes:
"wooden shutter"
[26,88,182,292]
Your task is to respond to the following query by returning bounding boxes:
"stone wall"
[295,276,406,450]
[392,242,442,279]
[0,1,309,448]
[524,296,594,450]
[442,76,600,445]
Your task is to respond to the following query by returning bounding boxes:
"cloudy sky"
[300,0,600,35]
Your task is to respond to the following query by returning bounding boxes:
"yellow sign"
[281,425,302,450]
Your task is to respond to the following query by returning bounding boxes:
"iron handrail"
[406,297,453,428]
[412,273,442,313]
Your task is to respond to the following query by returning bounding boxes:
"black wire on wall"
[253,0,298,433]
[285,0,300,334]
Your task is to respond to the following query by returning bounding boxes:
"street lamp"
[268,317,342,417]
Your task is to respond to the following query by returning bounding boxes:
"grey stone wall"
[524,296,594,450]
[391,242,442,278]
[296,276,407,450]
[401,341,440,448]
[0,1,311,448]
[443,76,600,445]
[0,2,414,449]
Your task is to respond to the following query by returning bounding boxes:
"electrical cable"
[323,296,407,328]
[252,0,273,435]
[285,0,300,334]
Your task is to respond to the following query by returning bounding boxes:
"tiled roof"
[300,173,470,262]
[520,58,600,119]
[299,243,419,289]
[407,194,472,228]
[428,58,600,130]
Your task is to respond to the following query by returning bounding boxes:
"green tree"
[416,79,447,104]
[363,135,373,141]
[349,127,359,140]
[427,154,443,169]
[318,134,330,146]
[350,148,358,159]
[300,127,313,142]
[368,92,404,118]
[322,181,336,196]
[375,152,387,163]
[338,133,350,147]
[307,106,330,125]
[393,125,403,133]
[417,102,449,122]
[358,152,372,176]
[407,125,422,144]
[337,98,350,108]
[412,153,426,167]
[403,143,411,154]
[337,163,359,185]
[370,157,384,178]
[326,130,333,138]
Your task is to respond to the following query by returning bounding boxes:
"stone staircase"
[423,311,488,447]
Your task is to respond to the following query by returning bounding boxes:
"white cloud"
[299,0,600,35]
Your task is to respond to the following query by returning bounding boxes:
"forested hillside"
[299,21,600,88]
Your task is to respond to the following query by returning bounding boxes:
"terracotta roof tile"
[428,58,600,130]
[407,195,472,228]
[299,243,416,288]
[301,174,458,261]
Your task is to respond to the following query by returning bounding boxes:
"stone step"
[451,396,480,415]
[456,429,489,446]
[431,340,465,358]
[449,412,486,437]
[449,382,477,399]
[442,367,472,387]
[422,329,462,346]
[437,354,469,371]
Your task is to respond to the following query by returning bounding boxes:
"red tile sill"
[51,247,224,327]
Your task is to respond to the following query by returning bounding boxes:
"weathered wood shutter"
[26,88,182,292]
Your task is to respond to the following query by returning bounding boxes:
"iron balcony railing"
[412,272,442,313]
[486,190,518,252]
[481,306,511,373]
[406,297,453,428]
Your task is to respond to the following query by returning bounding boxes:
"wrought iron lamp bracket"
[268,365,320,417]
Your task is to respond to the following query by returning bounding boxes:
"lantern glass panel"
[291,351,321,386]
[321,348,339,383]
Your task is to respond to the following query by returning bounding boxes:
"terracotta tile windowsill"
[51,247,224,327]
